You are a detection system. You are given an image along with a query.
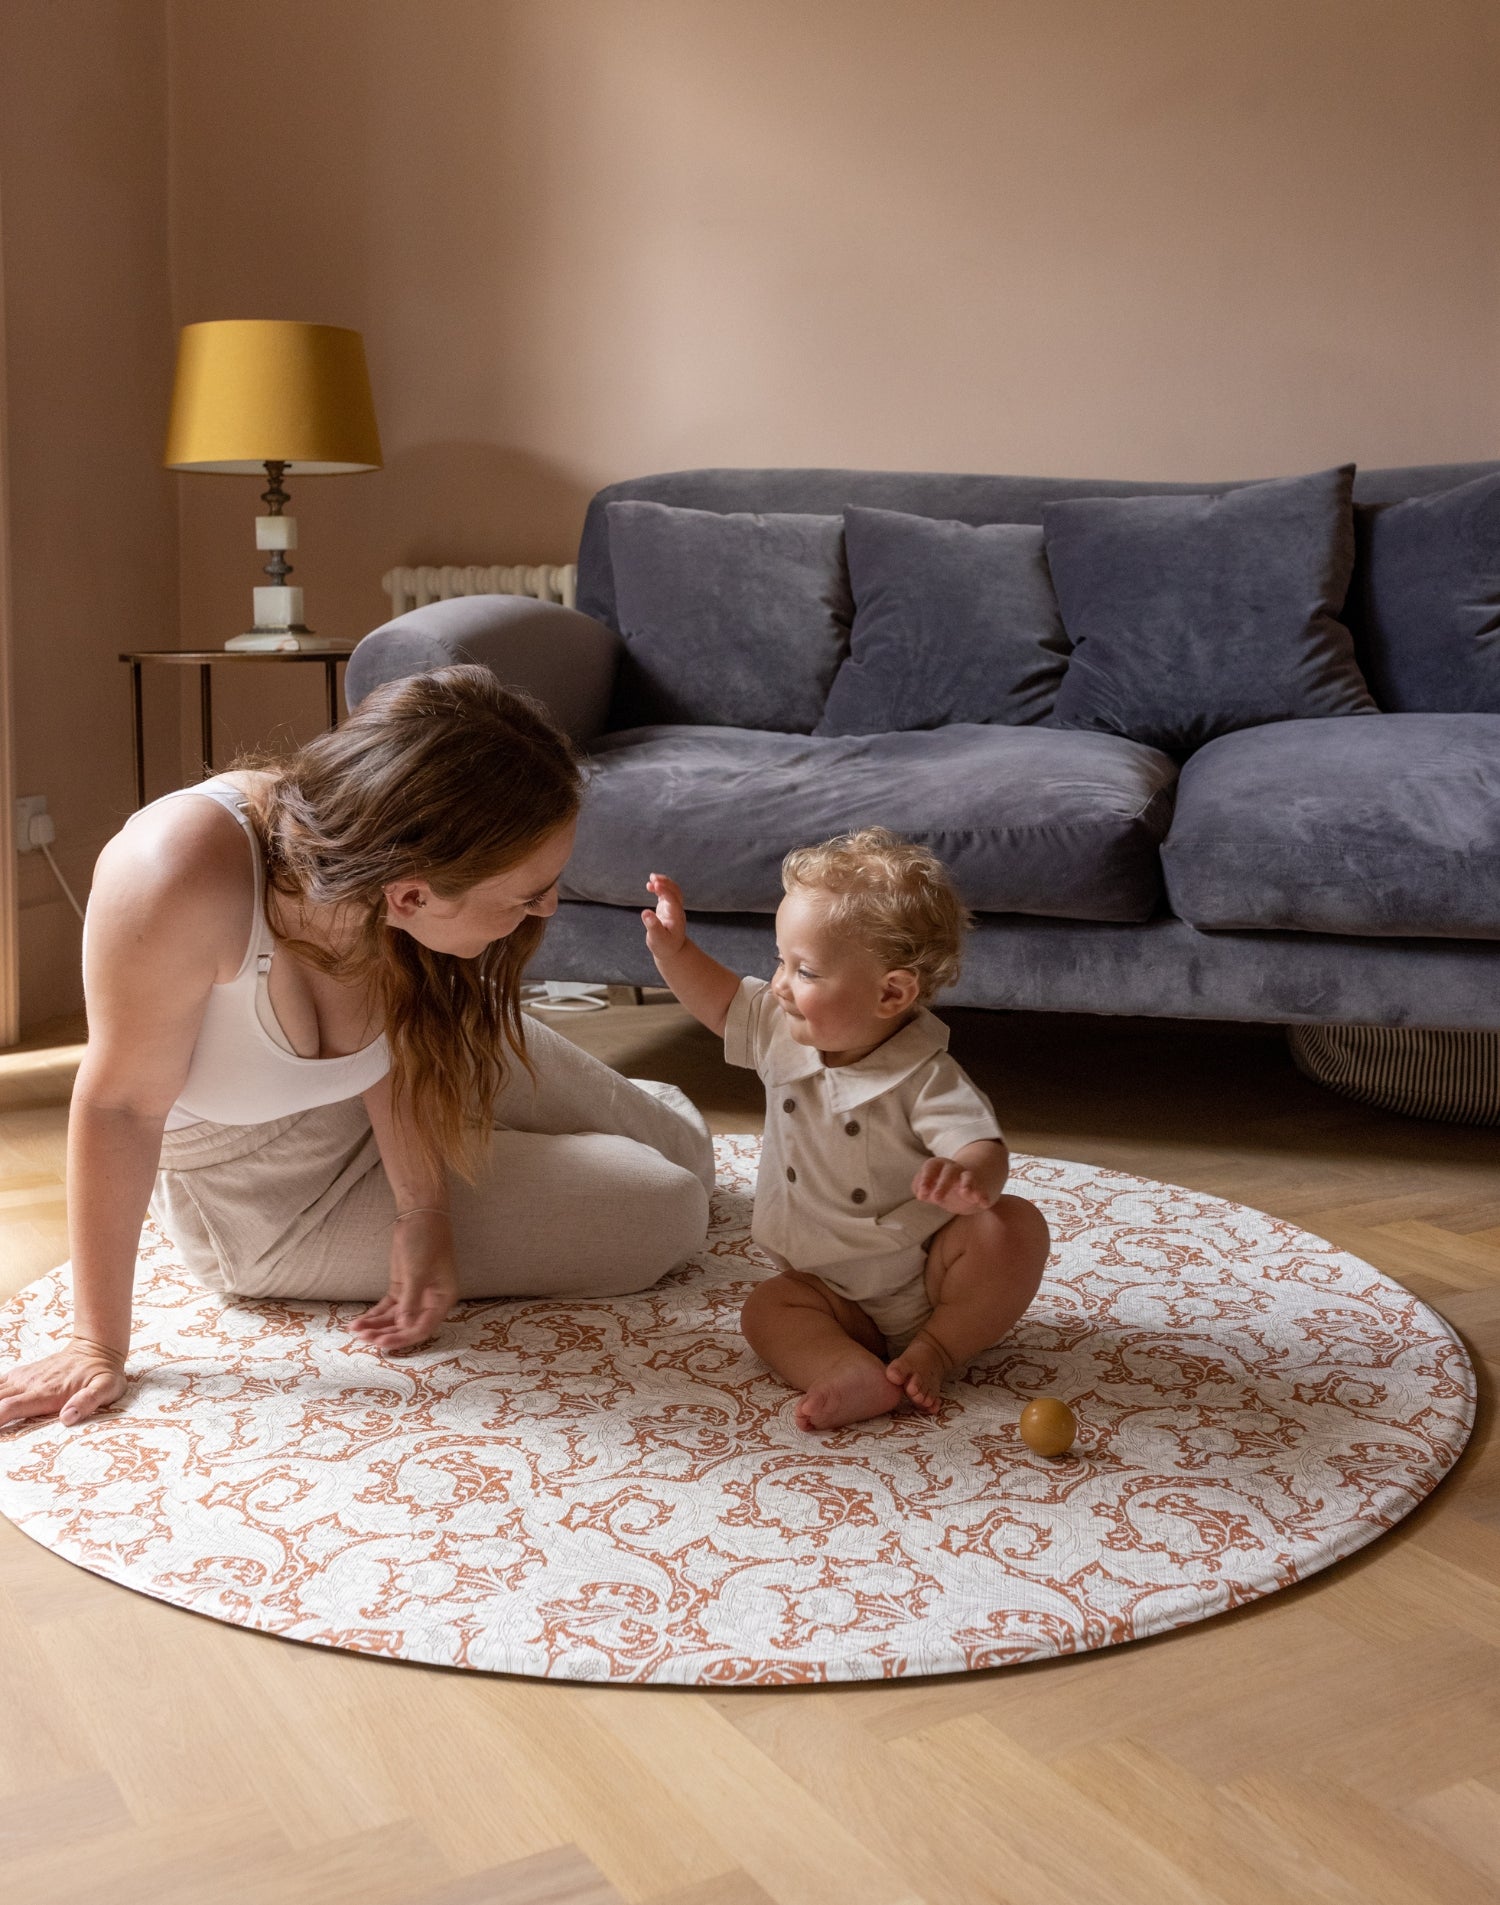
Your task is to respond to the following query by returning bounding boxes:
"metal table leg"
[129,661,145,808]
[324,659,340,729]
[199,664,214,777]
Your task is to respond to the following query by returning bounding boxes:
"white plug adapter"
[15,795,53,852]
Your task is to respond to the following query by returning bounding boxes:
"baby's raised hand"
[912,1156,992,1215]
[641,872,688,958]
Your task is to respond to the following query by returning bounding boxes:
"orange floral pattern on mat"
[0,1142,1474,1684]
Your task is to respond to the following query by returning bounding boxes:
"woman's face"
[385,819,578,958]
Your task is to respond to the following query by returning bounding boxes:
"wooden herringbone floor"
[1,998,1496,1905]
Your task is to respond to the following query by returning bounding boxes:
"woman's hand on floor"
[0,1344,129,1429]
[349,1211,460,1354]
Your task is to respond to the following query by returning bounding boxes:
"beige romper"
[724,976,1005,1349]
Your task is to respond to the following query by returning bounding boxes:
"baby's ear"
[880,967,922,1014]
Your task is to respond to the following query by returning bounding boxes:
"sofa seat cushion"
[1162,714,1500,939]
[563,724,1178,921]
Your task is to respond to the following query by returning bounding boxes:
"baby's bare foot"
[794,1358,905,1432]
[887,1335,949,1414]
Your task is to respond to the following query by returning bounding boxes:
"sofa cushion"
[1045,465,1374,755]
[577,464,1500,637]
[564,724,1178,922]
[1349,471,1500,713]
[605,501,851,732]
[1161,714,1500,939]
[346,594,620,745]
[814,507,1071,735]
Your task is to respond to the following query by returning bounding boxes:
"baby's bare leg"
[741,1270,905,1432]
[888,1194,1052,1411]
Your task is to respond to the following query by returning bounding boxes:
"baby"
[642,827,1051,1431]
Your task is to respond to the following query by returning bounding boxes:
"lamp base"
[226,626,345,653]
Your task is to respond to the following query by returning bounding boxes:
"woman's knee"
[627,1078,716,1195]
[588,1152,710,1296]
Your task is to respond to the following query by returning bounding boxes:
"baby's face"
[770,888,916,1064]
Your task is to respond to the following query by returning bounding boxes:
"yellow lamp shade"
[164,319,382,473]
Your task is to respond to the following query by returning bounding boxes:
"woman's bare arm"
[0,804,248,1426]
[347,1070,458,1351]
[66,810,247,1350]
[358,1070,448,1215]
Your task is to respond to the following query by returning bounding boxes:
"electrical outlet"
[15,794,52,853]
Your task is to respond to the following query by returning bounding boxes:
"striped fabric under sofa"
[1288,1026,1500,1126]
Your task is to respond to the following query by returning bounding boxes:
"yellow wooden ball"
[1019,1396,1077,1457]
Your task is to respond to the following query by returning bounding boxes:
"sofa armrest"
[345,594,621,746]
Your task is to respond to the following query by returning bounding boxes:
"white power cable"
[40,840,86,923]
[17,809,86,922]
[519,980,610,1014]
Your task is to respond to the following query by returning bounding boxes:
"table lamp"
[164,319,382,651]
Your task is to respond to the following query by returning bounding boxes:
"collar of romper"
[762,1004,951,1109]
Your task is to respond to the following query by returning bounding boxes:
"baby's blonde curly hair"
[780,827,971,1003]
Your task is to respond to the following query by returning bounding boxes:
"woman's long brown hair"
[236,665,583,1185]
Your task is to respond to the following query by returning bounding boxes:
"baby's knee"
[740,1274,783,1333]
[741,1270,812,1343]
[991,1192,1051,1263]
[932,1193,1049,1284]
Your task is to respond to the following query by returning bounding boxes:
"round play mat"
[0,1138,1474,1684]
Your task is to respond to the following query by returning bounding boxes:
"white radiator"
[380,561,578,617]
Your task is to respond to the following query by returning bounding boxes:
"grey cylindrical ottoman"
[1288,1025,1500,1126]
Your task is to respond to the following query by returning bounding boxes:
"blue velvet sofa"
[347,463,1500,1032]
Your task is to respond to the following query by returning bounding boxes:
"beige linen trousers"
[150,1013,715,1302]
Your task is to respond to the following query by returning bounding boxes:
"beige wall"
[6,0,1500,1027]
[1,0,178,1030]
[166,0,1500,733]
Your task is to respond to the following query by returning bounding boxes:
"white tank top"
[83,776,391,1131]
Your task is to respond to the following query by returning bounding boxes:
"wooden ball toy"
[1019,1396,1077,1457]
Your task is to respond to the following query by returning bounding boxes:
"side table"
[119,649,351,809]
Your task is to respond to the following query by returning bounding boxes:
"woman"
[0,666,714,1430]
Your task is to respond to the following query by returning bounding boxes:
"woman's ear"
[383,880,432,927]
[878,967,921,1016]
